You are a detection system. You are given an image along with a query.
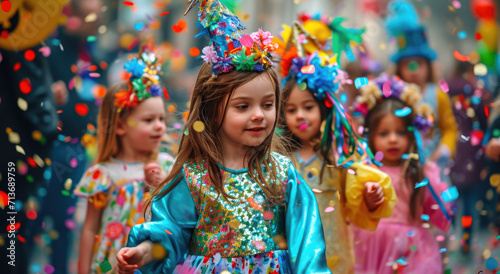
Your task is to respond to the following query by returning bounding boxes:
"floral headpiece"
[280,21,374,167]
[115,44,167,112]
[354,73,433,134]
[184,0,279,75]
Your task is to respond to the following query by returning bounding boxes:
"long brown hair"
[145,63,286,212]
[95,82,157,163]
[365,98,425,220]
[281,78,335,185]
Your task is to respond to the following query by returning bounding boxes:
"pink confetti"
[65,219,76,230]
[70,158,77,168]
[39,46,51,57]
[452,0,461,9]
[325,207,334,213]
[439,79,449,93]
[297,34,307,44]
[89,72,101,78]
[347,169,355,175]
[0,52,2,63]
[44,265,55,274]
[67,206,75,215]
[263,211,274,220]
[240,35,254,47]
[299,121,308,131]
[68,78,75,90]
[375,151,384,162]
[436,235,445,242]
[117,195,126,206]
[358,126,364,135]
[383,82,391,97]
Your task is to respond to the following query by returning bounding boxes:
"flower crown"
[354,74,434,133]
[115,45,167,112]
[185,0,279,75]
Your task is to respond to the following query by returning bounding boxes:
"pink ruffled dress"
[353,163,451,274]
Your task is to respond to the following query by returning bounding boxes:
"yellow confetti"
[6,127,12,134]
[192,121,205,132]
[474,63,488,76]
[126,118,138,128]
[17,97,28,111]
[15,145,25,155]
[228,219,240,229]
[329,200,335,207]
[490,174,500,187]
[327,255,340,269]
[64,178,73,190]
[49,230,59,240]
[483,248,491,260]
[84,12,98,22]
[32,130,42,141]
[33,154,44,167]
[310,168,318,176]
[8,132,20,144]
[45,158,52,165]
[152,243,167,260]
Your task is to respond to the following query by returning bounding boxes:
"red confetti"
[485,105,490,117]
[159,11,170,16]
[26,210,37,220]
[189,47,200,57]
[127,37,140,51]
[163,87,170,100]
[17,235,25,243]
[1,0,11,12]
[13,62,20,71]
[475,32,482,41]
[1,30,8,39]
[24,49,35,62]
[92,169,101,180]
[19,78,32,94]
[6,222,20,232]
[75,103,89,116]
[453,50,469,62]
[0,191,9,209]
[461,216,472,228]
[123,1,134,6]
[104,222,124,240]
[172,19,187,33]
[165,229,172,235]
[27,157,37,168]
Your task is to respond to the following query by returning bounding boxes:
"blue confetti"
[340,93,347,104]
[396,257,408,266]
[420,214,430,221]
[37,187,47,197]
[457,31,467,39]
[30,264,42,273]
[134,22,145,31]
[441,186,459,203]
[415,178,429,188]
[486,257,498,270]
[471,95,480,105]
[407,231,415,236]
[395,107,412,117]
[43,169,52,180]
[354,77,368,89]
[439,248,447,253]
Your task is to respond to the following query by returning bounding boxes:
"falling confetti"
[354,77,368,89]
[44,264,55,274]
[192,121,205,132]
[19,79,32,94]
[152,243,167,260]
[189,47,200,57]
[420,214,430,221]
[1,0,11,12]
[159,11,170,16]
[123,1,134,6]
[415,178,429,188]
[85,12,98,23]
[440,186,458,202]
[453,50,469,62]
[24,49,35,61]
[395,107,411,117]
[172,20,187,33]
[438,79,449,93]
[461,216,472,228]
[17,98,27,111]
[99,260,112,273]
[301,65,315,74]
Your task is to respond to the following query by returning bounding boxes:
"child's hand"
[144,162,166,187]
[116,247,145,274]
[486,139,500,162]
[364,182,384,211]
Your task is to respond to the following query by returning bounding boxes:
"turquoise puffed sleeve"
[286,163,332,274]
[126,174,197,273]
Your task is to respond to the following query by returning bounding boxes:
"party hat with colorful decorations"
[281,21,375,167]
[385,0,437,63]
[184,0,279,75]
[115,42,169,112]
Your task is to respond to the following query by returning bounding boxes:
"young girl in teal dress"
[116,1,330,273]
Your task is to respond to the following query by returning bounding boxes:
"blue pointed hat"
[386,0,437,63]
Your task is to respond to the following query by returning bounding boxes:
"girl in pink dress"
[353,75,452,273]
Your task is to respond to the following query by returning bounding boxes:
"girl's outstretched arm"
[285,163,332,274]
[116,241,155,274]
[125,173,197,273]
[78,201,104,274]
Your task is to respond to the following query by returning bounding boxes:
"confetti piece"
[301,65,315,74]
[490,174,500,187]
[165,229,172,235]
[457,31,467,39]
[420,214,430,221]
[486,257,498,270]
[408,61,419,72]
[87,36,97,42]
[382,82,392,97]
[298,82,307,91]
[325,207,334,213]
[64,178,73,191]
[39,46,51,57]
[30,264,42,273]
[395,107,411,117]
[26,210,37,220]
[354,77,368,89]
[123,1,134,6]
[1,0,11,12]
[192,121,205,132]
[415,178,429,188]
[439,248,447,253]
[347,169,355,175]
[13,62,20,71]
[99,260,112,273]
[452,0,461,9]
[408,231,415,236]
[172,19,187,33]
[240,35,254,47]
[89,72,100,78]
[474,63,488,76]
[0,52,2,63]
[312,188,323,193]
[453,50,469,62]
[436,235,445,242]
[152,243,167,260]
[75,103,89,116]
[17,98,28,111]
[134,22,145,31]
[189,47,200,57]
[24,49,35,61]
[440,186,458,202]
[6,222,20,232]
[159,11,170,16]
[438,79,449,93]
[19,78,32,94]
[340,93,347,104]
[84,12,98,23]
[374,151,384,162]
[461,216,472,228]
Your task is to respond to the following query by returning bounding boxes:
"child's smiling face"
[284,84,322,144]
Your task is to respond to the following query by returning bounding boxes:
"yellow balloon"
[0,0,69,51]
[477,20,499,51]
